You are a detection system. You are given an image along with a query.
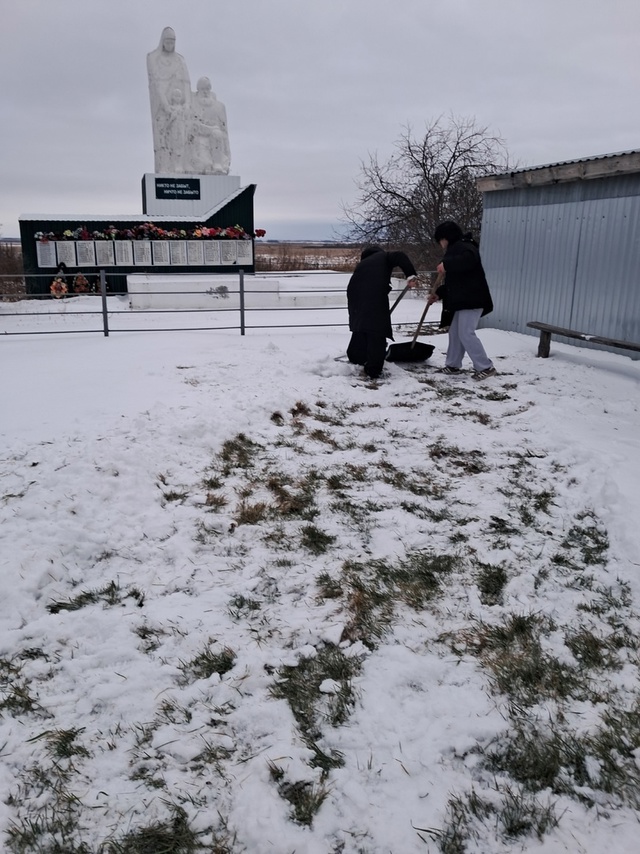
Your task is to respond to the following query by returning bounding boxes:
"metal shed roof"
[477,150,640,192]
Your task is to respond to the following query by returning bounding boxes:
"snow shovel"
[386,272,442,363]
[386,301,435,362]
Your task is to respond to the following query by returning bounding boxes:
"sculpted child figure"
[157,88,188,173]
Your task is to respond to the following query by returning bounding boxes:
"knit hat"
[360,245,383,260]
[433,221,463,244]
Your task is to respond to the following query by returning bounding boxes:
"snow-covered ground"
[1,277,639,853]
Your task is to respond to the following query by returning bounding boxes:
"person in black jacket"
[428,221,496,380]
[347,245,418,378]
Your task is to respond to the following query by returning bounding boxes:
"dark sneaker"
[438,366,461,374]
[472,366,497,380]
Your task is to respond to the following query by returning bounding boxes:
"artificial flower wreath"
[50,277,68,298]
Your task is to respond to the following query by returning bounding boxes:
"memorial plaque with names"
[36,241,57,268]
[76,241,96,267]
[236,241,253,265]
[169,241,187,265]
[220,242,238,265]
[186,241,204,265]
[152,241,170,265]
[56,242,77,267]
[95,241,115,266]
[114,241,134,266]
[203,241,221,265]
[133,241,152,265]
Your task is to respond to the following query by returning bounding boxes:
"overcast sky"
[1,0,639,240]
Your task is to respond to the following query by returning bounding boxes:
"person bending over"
[346,245,418,379]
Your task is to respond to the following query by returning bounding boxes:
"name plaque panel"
[95,242,115,267]
[36,241,57,268]
[203,241,221,265]
[114,241,134,266]
[237,242,253,265]
[56,242,77,267]
[133,241,152,265]
[76,241,96,266]
[220,242,238,265]
[152,241,171,265]
[34,239,252,269]
[187,240,204,265]
[169,241,187,265]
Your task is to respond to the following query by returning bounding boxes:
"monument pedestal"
[142,173,241,217]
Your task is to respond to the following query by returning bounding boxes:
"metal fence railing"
[0,270,437,338]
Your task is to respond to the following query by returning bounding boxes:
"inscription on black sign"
[155,178,201,200]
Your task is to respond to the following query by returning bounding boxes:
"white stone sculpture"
[147,27,191,173]
[147,28,231,176]
[186,77,231,175]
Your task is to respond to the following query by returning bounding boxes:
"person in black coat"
[428,221,496,380]
[347,245,418,378]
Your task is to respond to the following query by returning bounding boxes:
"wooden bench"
[527,321,640,358]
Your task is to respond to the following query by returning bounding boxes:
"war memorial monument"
[20,27,257,293]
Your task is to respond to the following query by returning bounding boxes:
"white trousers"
[445,309,493,372]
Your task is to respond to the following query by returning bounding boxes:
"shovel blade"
[386,341,435,362]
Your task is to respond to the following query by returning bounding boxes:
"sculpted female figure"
[147,27,191,173]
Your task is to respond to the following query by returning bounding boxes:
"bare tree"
[342,115,510,269]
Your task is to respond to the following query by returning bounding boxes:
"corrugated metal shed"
[477,151,640,359]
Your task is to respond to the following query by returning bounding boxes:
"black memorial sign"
[155,178,201,200]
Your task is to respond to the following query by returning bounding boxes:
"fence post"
[239,268,245,336]
[99,270,109,337]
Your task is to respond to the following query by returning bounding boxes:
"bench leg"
[537,330,551,358]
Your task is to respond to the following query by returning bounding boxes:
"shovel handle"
[390,281,412,315]
[430,270,445,296]
[410,302,430,347]
[410,272,444,347]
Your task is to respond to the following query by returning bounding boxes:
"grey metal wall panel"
[571,195,640,343]
[479,175,640,359]
[479,203,580,334]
